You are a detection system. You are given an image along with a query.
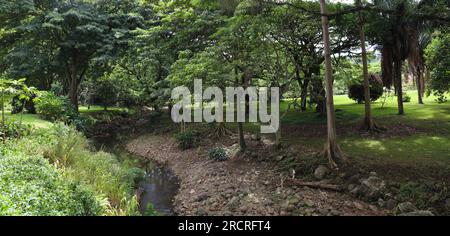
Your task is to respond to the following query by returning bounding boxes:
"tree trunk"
[358,1,377,131]
[237,122,246,150]
[416,68,424,104]
[319,0,348,168]
[394,57,404,115]
[68,64,79,111]
[300,76,310,111]
[69,78,78,111]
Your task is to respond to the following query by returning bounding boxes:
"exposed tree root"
[285,179,343,192]
[321,140,350,169]
[211,122,234,138]
[360,118,386,134]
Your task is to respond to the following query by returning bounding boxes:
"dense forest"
[0,0,449,217]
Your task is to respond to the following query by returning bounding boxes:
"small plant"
[380,87,394,109]
[143,203,159,216]
[208,147,228,161]
[402,93,411,103]
[0,120,31,141]
[174,130,199,150]
[35,91,68,121]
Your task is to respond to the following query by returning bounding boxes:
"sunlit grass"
[341,136,450,164]
[3,110,52,129]
[281,91,450,125]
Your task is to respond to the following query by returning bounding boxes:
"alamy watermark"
[171,79,280,134]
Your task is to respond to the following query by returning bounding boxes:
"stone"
[314,165,329,180]
[195,193,209,202]
[196,207,207,216]
[399,210,434,216]
[385,199,397,210]
[396,202,417,214]
[348,184,356,192]
[357,176,386,200]
[377,198,386,208]
[227,144,241,159]
[261,138,275,146]
[276,155,286,161]
[250,134,261,141]
[226,196,240,210]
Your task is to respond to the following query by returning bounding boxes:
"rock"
[385,199,397,210]
[196,207,207,216]
[396,202,417,214]
[195,193,209,202]
[276,155,285,162]
[399,210,434,216]
[377,198,386,208]
[226,196,240,210]
[445,199,450,210]
[356,176,386,200]
[227,144,241,159]
[222,211,233,216]
[250,134,261,141]
[369,171,377,176]
[348,184,356,192]
[353,201,366,210]
[261,138,275,146]
[314,165,329,180]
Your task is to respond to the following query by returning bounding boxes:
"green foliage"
[174,130,199,150]
[0,123,143,216]
[34,91,91,131]
[402,93,411,103]
[35,92,68,121]
[43,124,144,215]
[208,147,228,162]
[0,120,31,142]
[394,181,449,211]
[348,75,384,103]
[425,32,450,103]
[143,203,159,216]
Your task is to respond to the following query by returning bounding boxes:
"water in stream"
[92,136,179,215]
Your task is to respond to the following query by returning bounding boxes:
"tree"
[0,76,25,143]
[425,32,450,103]
[357,0,381,132]
[319,0,349,168]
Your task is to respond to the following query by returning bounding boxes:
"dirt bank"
[127,134,385,216]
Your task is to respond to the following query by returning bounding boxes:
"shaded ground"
[127,134,385,216]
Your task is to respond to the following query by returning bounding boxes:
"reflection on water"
[92,136,179,216]
[138,165,179,215]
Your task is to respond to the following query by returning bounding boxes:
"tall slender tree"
[319,0,348,168]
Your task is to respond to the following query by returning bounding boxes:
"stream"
[92,136,179,216]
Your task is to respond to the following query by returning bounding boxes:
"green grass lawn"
[79,105,125,114]
[3,111,52,129]
[281,91,450,125]
[2,105,125,129]
[269,91,450,166]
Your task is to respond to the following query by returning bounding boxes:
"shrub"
[0,154,102,216]
[0,120,31,142]
[35,92,68,121]
[1,124,144,216]
[208,147,228,161]
[402,93,411,103]
[44,124,144,215]
[348,74,384,103]
[174,130,199,150]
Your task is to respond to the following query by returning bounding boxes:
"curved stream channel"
[92,136,179,215]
